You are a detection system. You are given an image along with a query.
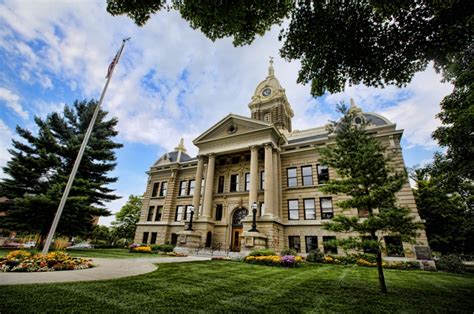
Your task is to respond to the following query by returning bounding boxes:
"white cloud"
[0,87,28,119]
[0,1,454,177]
[323,66,453,149]
[0,119,14,178]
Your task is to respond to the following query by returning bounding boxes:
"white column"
[202,154,215,218]
[192,156,204,215]
[249,146,259,211]
[272,150,279,218]
[264,144,274,217]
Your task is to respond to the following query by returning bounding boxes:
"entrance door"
[231,227,242,252]
[230,207,248,252]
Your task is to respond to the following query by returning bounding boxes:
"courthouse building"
[134,61,429,258]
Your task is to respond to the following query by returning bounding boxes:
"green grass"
[0,248,167,259]
[1,261,473,313]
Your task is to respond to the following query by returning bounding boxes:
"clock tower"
[248,58,294,132]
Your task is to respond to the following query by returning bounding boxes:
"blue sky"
[0,1,453,225]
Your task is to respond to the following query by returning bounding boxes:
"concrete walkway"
[0,256,210,285]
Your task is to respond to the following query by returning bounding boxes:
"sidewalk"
[0,256,210,285]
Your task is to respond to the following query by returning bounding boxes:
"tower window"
[264,112,271,122]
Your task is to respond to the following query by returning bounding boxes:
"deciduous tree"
[111,194,142,243]
[106,0,472,96]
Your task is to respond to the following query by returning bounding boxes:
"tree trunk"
[376,249,387,293]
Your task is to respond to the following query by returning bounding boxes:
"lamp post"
[186,206,195,231]
[249,202,259,232]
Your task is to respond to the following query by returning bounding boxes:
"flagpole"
[42,38,130,254]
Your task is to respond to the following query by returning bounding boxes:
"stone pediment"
[193,114,274,145]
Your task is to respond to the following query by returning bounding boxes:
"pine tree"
[0,100,122,243]
[320,105,422,293]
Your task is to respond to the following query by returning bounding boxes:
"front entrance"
[231,227,242,252]
[230,207,248,252]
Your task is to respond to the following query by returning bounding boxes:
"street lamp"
[186,206,195,231]
[249,202,259,232]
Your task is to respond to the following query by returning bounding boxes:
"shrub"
[306,249,324,263]
[150,244,175,253]
[132,246,152,253]
[244,255,304,267]
[435,254,465,273]
[280,248,298,256]
[248,249,276,257]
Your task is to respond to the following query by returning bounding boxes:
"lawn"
[0,248,167,259]
[1,261,473,313]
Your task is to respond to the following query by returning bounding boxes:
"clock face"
[262,88,271,96]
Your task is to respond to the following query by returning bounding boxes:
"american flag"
[106,50,120,79]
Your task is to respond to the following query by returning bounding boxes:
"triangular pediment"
[193,114,273,144]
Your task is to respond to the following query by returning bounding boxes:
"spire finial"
[268,56,274,76]
[350,98,357,109]
[175,137,186,153]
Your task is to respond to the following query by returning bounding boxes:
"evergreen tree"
[111,195,142,243]
[320,105,422,293]
[0,100,122,243]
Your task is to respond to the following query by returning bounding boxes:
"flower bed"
[321,254,419,270]
[0,250,94,272]
[129,244,153,253]
[244,255,304,267]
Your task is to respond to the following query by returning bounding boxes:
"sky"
[0,1,453,226]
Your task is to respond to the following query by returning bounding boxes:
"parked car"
[67,242,93,250]
[22,241,36,249]
[2,241,22,249]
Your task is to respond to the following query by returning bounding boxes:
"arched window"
[264,112,271,122]
[232,207,249,226]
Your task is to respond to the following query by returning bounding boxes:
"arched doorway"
[231,207,248,252]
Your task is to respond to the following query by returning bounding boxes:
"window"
[155,206,163,221]
[151,182,160,197]
[304,198,316,220]
[201,178,204,195]
[150,232,157,245]
[217,176,225,193]
[301,166,313,186]
[188,180,196,196]
[171,233,178,245]
[259,202,265,216]
[305,236,318,253]
[385,236,405,257]
[215,204,223,221]
[358,208,369,217]
[179,181,187,196]
[142,232,149,244]
[320,197,334,219]
[287,168,297,187]
[175,206,184,221]
[362,236,377,254]
[288,236,301,253]
[159,182,167,196]
[230,174,239,192]
[264,112,271,122]
[260,171,265,189]
[231,156,240,164]
[244,173,250,191]
[147,206,155,221]
[317,165,329,184]
[184,205,193,220]
[288,200,299,220]
[323,236,337,254]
